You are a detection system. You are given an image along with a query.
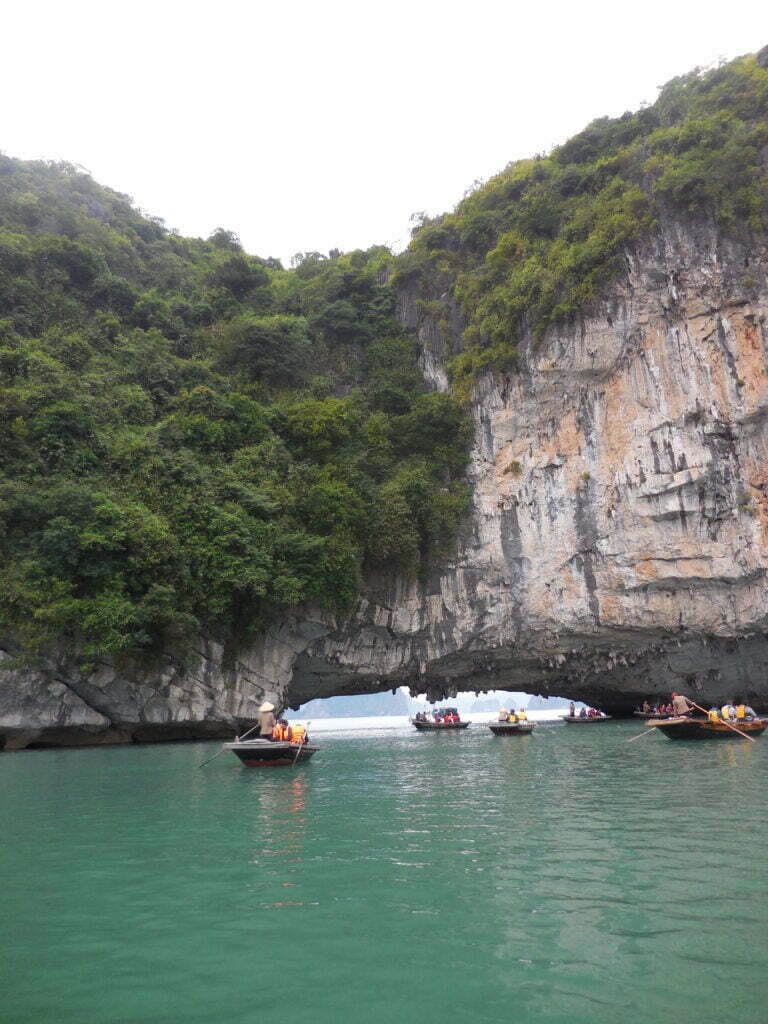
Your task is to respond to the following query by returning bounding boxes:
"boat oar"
[688,700,756,743]
[198,746,226,769]
[198,721,260,767]
[626,726,657,744]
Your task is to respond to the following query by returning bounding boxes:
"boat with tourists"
[224,738,320,766]
[412,708,470,731]
[646,716,767,741]
[488,721,535,736]
[489,706,534,735]
[563,712,612,724]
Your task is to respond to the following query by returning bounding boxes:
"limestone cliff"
[289,219,768,712]
[3,217,768,748]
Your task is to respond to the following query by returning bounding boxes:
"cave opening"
[284,688,580,723]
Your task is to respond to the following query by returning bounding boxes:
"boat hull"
[652,717,767,740]
[489,722,535,735]
[224,740,319,766]
[562,716,612,724]
[412,720,470,731]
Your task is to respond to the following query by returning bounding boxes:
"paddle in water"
[198,722,260,767]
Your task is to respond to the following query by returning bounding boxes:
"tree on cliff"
[0,155,470,670]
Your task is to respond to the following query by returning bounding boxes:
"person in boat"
[707,706,720,724]
[587,707,597,718]
[569,702,576,717]
[288,722,308,744]
[734,700,757,722]
[721,701,737,721]
[579,706,588,718]
[272,718,290,741]
[642,700,651,713]
[671,692,693,717]
[517,708,528,722]
[507,708,518,723]
[498,708,510,722]
[259,701,277,740]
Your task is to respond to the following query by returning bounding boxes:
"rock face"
[3,218,768,748]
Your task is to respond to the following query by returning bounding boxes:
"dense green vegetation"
[0,158,470,669]
[3,50,765,671]
[395,52,768,398]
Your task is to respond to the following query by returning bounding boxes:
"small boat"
[412,719,470,731]
[648,716,767,741]
[488,721,535,736]
[634,710,674,719]
[225,739,319,766]
[562,715,612,724]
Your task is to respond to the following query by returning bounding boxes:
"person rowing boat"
[670,692,693,717]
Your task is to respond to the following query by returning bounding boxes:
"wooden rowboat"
[412,719,470,731]
[225,739,319,766]
[647,716,767,741]
[488,721,535,735]
[562,715,612,724]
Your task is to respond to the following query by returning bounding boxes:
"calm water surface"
[2,722,767,1023]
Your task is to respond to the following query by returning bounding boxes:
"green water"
[2,722,767,1024]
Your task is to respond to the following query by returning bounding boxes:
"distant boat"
[634,710,674,719]
[648,716,767,741]
[562,715,612,724]
[488,721,535,735]
[411,719,470,731]
[224,739,319,766]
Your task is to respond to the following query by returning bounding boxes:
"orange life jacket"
[736,704,746,720]
[290,724,306,744]
[272,723,288,741]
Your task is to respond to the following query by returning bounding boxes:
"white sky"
[2,1,765,264]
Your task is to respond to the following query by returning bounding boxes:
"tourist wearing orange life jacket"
[271,720,289,741]
[288,723,308,745]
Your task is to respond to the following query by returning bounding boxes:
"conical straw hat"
[260,701,275,712]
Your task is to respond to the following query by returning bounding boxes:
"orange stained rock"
[597,592,622,623]
[633,559,660,582]
[728,315,768,415]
